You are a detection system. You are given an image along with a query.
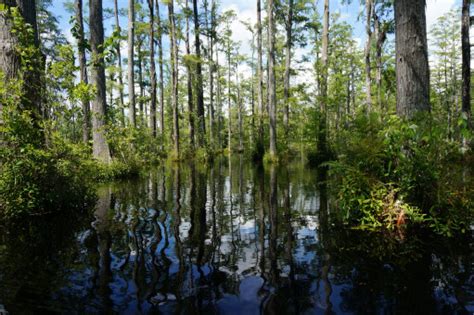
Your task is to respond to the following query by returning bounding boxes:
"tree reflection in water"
[0,158,472,314]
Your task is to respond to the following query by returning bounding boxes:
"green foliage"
[328,112,473,236]
[8,7,43,76]
[263,152,280,164]
[0,106,95,220]
[106,124,164,166]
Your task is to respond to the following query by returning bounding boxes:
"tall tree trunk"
[236,69,243,151]
[137,39,144,124]
[148,0,157,137]
[267,0,277,157]
[395,0,430,118]
[227,38,232,154]
[0,0,41,125]
[251,34,256,148]
[216,46,222,149]
[156,0,165,149]
[207,0,215,148]
[346,68,351,119]
[113,0,125,126]
[75,0,90,143]
[128,0,136,127]
[193,0,206,147]
[168,0,179,157]
[185,0,195,149]
[256,0,264,156]
[283,0,293,139]
[374,14,387,113]
[462,0,471,132]
[90,0,112,163]
[364,0,373,112]
[318,0,329,157]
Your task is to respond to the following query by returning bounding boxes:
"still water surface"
[0,159,472,314]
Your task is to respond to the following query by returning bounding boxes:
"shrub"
[0,106,95,219]
[329,112,473,236]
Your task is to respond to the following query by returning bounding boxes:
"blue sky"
[49,0,461,108]
[53,0,461,48]
[51,0,461,84]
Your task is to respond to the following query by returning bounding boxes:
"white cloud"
[220,3,258,59]
[426,0,456,30]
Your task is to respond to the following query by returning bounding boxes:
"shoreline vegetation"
[0,0,473,238]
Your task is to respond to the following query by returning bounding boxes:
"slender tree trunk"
[75,0,90,143]
[256,0,264,156]
[236,69,243,151]
[193,0,206,147]
[148,0,157,137]
[90,0,112,163]
[207,0,215,148]
[251,34,256,148]
[462,0,471,131]
[395,0,430,118]
[168,0,179,157]
[216,46,222,149]
[113,0,125,126]
[351,59,356,114]
[108,72,114,107]
[283,0,293,139]
[267,0,277,157]
[318,0,329,157]
[137,40,144,123]
[128,0,136,127]
[374,14,387,113]
[346,70,351,116]
[227,38,232,154]
[364,0,373,112]
[156,0,164,149]
[185,0,195,149]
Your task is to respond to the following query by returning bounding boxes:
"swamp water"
[0,159,472,314]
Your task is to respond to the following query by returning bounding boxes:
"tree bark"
[156,0,164,149]
[216,45,222,149]
[75,0,90,143]
[318,0,329,157]
[113,0,125,126]
[227,37,232,154]
[0,3,20,82]
[395,0,430,118]
[236,69,243,151]
[0,0,40,124]
[193,0,206,147]
[137,38,145,124]
[251,33,256,147]
[128,0,136,127]
[90,0,112,163]
[256,0,264,155]
[148,0,157,137]
[283,0,293,138]
[364,0,373,112]
[185,0,195,149]
[207,0,215,148]
[267,0,277,157]
[168,0,179,156]
[462,0,471,130]
[374,14,387,113]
